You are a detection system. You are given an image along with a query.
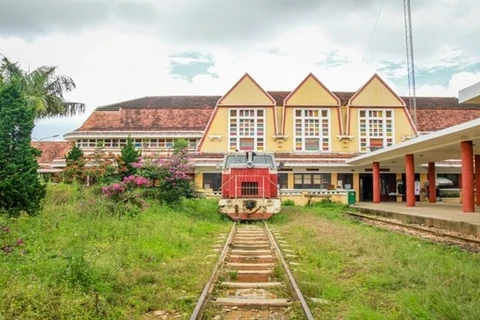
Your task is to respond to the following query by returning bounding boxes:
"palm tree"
[0,55,85,119]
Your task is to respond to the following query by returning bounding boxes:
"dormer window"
[294,109,330,152]
[229,109,265,151]
[358,109,394,152]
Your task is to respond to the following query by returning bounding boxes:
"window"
[294,109,330,152]
[294,173,331,189]
[203,173,221,191]
[337,173,353,189]
[189,139,198,150]
[229,109,265,151]
[224,154,275,169]
[358,109,394,152]
[278,173,288,189]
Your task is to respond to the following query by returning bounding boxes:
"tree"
[120,136,141,177]
[65,144,84,162]
[0,78,46,216]
[0,55,85,119]
[157,139,195,203]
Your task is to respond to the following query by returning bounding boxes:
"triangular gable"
[284,73,340,106]
[348,73,406,107]
[217,73,276,106]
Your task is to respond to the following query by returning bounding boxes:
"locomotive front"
[218,151,281,221]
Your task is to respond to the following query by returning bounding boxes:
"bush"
[282,199,296,206]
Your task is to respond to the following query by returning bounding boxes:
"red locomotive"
[218,151,281,221]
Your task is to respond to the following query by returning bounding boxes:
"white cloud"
[0,1,478,139]
[416,71,480,97]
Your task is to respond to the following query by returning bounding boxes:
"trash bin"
[347,191,356,205]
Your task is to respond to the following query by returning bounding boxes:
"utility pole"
[403,0,418,136]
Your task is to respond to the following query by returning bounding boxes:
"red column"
[405,154,415,207]
[373,162,380,203]
[461,141,474,213]
[428,162,436,203]
[476,155,480,206]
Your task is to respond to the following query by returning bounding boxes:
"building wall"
[66,72,463,203]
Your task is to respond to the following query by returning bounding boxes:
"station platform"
[351,202,480,237]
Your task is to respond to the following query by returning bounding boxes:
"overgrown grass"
[0,184,230,319]
[270,203,480,320]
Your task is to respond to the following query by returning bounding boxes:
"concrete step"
[230,249,272,256]
[228,255,276,264]
[236,232,265,235]
[231,243,271,250]
[225,269,272,282]
[220,282,283,288]
[233,237,269,241]
[225,262,275,270]
[232,240,270,245]
[213,298,290,307]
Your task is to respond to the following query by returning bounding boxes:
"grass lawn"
[0,184,231,320]
[3,187,480,320]
[269,203,480,320]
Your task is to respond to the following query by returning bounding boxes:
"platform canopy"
[347,117,480,168]
[459,81,480,104]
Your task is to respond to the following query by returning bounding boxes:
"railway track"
[190,222,314,320]
[346,211,480,250]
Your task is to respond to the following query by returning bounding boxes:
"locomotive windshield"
[224,153,275,169]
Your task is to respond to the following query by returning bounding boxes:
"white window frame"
[294,108,331,152]
[358,108,395,153]
[228,108,266,151]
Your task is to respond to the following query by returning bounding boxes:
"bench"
[305,193,332,206]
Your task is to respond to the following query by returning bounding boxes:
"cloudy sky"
[1,0,479,140]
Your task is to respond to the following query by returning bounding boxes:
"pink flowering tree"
[158,140,195,203]
[101,175,152,216]
[130,139,195,203]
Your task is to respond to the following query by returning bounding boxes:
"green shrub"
[282,199,296,206]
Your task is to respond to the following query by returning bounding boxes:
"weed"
[271,203,480,319]
[0,184,231,319]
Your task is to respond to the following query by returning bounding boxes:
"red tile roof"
[416,109,480,132]
[76,92,480,133]
[96,95,220,111]
[31,141,72,165]
[77,108,212,132]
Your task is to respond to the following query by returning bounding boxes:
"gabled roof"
[348,73,406,107]
[284,73,340,106]
[217,73,276,106]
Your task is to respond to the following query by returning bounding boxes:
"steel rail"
[189,222,237,320]
[346,211,480,245]
[264,222,315,320]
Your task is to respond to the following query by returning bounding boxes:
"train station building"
[52,73,480,208]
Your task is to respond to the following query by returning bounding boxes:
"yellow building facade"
[195,72,421,202]
[65,72,469,203]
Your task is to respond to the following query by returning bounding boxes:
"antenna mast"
[403,0,418,136]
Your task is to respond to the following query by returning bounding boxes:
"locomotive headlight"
[227,199,233,205]
[267,199,273,206]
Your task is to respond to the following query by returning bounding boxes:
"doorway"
[359,174,373,201]
[360,173,398,202]
[380,173,397,202]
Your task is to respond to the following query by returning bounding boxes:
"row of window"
[76,138,198,149]
[228,108,395,152]
[202,173,355,191]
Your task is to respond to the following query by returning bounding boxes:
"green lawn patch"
[269,204,480,320]
[0,184,230,319]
